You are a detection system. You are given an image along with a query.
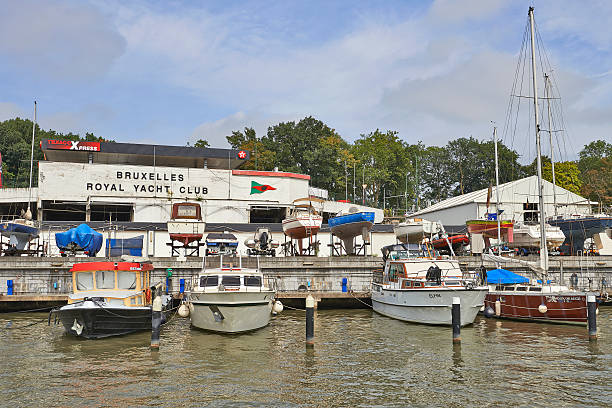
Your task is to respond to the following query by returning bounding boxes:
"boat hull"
[0,221,39,250]
[189,291,274,333]
[466,220,514,242]
[53,303,153,339]
[371,284,487,326]
[168,220,206,245]
[548,216,612,255]
[484,291,588,324]
[282,216,322,240]
[394,220,439,244]
[507,224,565,249]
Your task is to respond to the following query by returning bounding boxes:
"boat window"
[117,271,137,290]
[424,282,438,287]
[96,270,115,289]
[200,275,219,287]
[445,280,460,286]
[221,276,241,286]
[413,282,422,287]
[245,276,262,287]
[76,272,94,291]
[503,285,515,291]
[516,286,528,291]
[177,205,198,217]
[529,287,542,292]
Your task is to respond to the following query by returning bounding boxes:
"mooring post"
[452,297,461,343]
[151,290,163,350]
[305,294,315,347]
[587,295,597,341]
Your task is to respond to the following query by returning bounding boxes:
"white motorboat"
[507,222,565,250]
[188,259,279,333]
[282,198,323,240]
[371,244,488,326]
[394,218,439,244]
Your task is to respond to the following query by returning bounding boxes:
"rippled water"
[0,307,610,407]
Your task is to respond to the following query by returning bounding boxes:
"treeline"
[0,118,108,188]
[1,116,609,209]
[220,116,611,210]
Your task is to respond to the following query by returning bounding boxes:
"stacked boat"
[282,197,323,254]
[328,208,374,255]
[393,218,440,244]
[167,202,206,246]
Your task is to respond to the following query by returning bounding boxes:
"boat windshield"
[200,275,219,287]
[117,271,137,290]
[96,270,115,289]
[245,276,262,287]
[383,244,437,260]
[76,272,94,291]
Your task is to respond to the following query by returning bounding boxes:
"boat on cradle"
[371,244,488,326]
[482,7,591,325]
[282,197,323,239]
[431,234,469,252]
[167,202,206,246]
[50,261,170,339]
[507,221,565,251]
[548,215,612,255]
[205,232,238,256]
[328,209,374,254]
[482,267,589,325]
[0,219,39,254]
[394,218,439,244]
[187,258,280,333]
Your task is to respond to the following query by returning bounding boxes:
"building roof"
[412,175,593,216]
[40,139,250,170]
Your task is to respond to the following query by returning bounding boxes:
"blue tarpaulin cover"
[486,268,529,284]
[55,224,103,256]
[106,236,143,257]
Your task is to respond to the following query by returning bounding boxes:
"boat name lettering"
[429,293,441,298]
[545,296,582,303]
[116,171,184,182]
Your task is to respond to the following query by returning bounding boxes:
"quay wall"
[0,255,611,311]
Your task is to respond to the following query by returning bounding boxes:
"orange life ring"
[145,288,152,303]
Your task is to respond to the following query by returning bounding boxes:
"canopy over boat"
[486,268,529,284]
[55,224,103,256]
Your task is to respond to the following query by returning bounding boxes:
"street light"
[405,172,409,215]
[362,164,366,205]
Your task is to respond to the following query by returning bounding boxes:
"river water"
[1,308,610,407]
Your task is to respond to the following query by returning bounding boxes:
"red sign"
[238,150,247,159]
[46,140,101,152]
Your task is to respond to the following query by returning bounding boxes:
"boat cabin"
[171,202,202,220]
[196,268,273,293]
[69,261,153,307]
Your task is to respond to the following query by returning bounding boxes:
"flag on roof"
[251,181,276,194]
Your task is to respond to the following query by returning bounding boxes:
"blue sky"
[1,0,610,161]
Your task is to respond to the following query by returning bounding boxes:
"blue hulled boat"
[548,215,612,255]
[328,211,375,254]
[0,219,39,254]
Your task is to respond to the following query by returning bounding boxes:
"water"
[1,308,611,407]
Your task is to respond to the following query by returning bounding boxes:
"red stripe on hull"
[484,293,587,324]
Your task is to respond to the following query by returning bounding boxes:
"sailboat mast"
[529,7,548,273]
[27,101,36,216]
[493,126,501,247]
[545,73,557,216]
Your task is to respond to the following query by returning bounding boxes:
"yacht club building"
[0,139,391,256]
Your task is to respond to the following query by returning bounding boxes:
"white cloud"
[0,102,26,121]
[0,0,125,79]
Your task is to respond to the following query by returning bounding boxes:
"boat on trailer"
[50,261,169,339]
[371,244,488,326]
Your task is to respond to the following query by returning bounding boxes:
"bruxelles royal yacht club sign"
[86,171,209,195]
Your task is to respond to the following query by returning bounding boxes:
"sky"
[1,0,611,162]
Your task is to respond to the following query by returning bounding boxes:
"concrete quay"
[0,255,610,311]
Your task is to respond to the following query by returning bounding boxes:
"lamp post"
[362,165,365,205]
[405,172,409,215]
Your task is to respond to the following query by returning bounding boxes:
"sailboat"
[483,7,590,324]
[0,101,40,255]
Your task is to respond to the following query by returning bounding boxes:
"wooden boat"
[328,210,374,254]
[394,218,439,244]
[483,268,588,325]
[371,244,488,326]
[50,261,168,339]
[167,202,206,246]
[466,219,514,243]
[188,260,279,333]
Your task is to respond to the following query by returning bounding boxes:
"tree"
[542,161,582,195]
[225,127,274,171]
[193,139,210,148]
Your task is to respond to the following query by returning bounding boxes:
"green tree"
[542,161,582,195]
[193,139,210,148]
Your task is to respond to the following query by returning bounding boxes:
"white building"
[0,139,393,257]
[410,176,595,232]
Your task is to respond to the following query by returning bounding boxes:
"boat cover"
[106,236,143,257]
[55,224,103,256]
[486,268,529,284]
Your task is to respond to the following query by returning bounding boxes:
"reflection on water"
[0,308,610,407]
